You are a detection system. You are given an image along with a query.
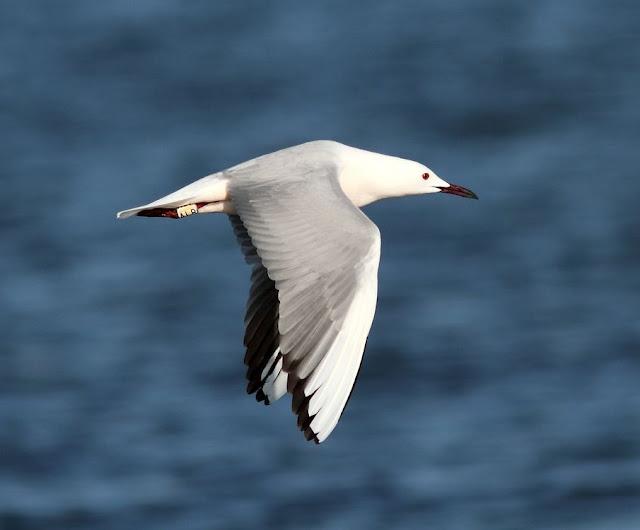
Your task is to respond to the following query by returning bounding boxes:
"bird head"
[411,162,478,200]
[339,146,478,206]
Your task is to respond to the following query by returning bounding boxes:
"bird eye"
[422,172,430,180]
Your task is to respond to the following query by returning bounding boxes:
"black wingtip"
[304,427,320,444]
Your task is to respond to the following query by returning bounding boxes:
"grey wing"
[229,162,381,443]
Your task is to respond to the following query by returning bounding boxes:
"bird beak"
[437,183,478,200]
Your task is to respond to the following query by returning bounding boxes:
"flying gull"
[117,140,477,443]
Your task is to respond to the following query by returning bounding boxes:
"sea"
[1,1,639,529]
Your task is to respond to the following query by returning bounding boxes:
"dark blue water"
[2,2,639,529]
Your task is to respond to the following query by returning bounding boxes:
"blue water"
[1,2,639,529]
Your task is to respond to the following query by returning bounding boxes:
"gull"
[117,140,477,443]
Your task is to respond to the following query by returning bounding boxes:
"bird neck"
[337,147,420,207]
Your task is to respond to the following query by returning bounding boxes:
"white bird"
[117,140,477,443]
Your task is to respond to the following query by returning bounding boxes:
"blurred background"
[1,1,639,529]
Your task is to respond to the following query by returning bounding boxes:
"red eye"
[422,172,430,180]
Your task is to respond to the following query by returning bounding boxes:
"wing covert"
[229,156,380,443]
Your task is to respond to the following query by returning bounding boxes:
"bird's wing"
[230,216,287,405]
[229,159,380,443]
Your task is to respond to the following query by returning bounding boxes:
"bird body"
[117,140,477,443]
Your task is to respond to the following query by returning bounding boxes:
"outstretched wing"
[229,156,380,443]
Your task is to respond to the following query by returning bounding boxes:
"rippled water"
[1,2,639,529]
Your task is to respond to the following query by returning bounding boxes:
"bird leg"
[136,202,208,219]
[176,204,199,218]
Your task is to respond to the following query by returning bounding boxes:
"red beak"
[437,183,478,200]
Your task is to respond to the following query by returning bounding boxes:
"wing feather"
[229,146,380,442]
